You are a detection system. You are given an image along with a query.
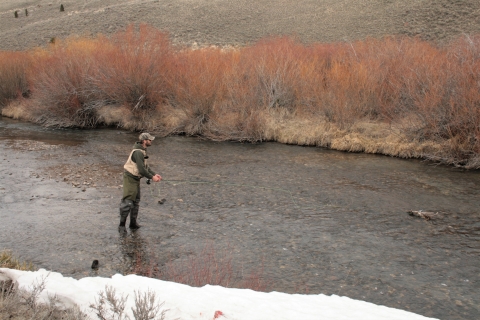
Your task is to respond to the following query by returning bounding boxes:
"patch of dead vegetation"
[0,250,34,271]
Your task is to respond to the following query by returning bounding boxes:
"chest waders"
[119,173,142,229]
[120,148,149,230]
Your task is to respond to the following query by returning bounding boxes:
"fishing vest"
[124,149,148,177]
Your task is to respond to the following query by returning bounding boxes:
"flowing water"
[0,117,479,319]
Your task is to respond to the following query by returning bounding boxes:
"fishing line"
[146,179,324,211]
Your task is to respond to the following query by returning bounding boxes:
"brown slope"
[1,0,479,51]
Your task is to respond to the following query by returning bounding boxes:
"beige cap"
[139,132,155,141]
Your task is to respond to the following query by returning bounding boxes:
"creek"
[0,117,479,320]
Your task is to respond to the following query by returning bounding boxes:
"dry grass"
[89,286,167,320]
[0,99,32,120]
[0,250,168,320]
[0,273,167,320]
[0,286,87,320]
[0,252,86,319]
[1,27,479,167]
[0,250,34,271]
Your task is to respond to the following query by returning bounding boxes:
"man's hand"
[152,174,162,182]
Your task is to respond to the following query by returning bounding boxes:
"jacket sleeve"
[132,150,155,179]
[147,167,156,177]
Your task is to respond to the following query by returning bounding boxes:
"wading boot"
[119,199,133,227]
[118,215,128,234]
[129,202,141,229]
[129,217,141,230]
[118,225,127,236]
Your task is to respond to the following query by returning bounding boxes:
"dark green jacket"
[125,142,156,180]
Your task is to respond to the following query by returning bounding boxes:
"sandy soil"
[1,0,480,51]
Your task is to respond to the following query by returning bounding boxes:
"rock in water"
[407,210,438,220]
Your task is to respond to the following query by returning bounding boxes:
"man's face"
[144,139,152,147]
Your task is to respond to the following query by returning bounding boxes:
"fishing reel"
[146,179,151,185]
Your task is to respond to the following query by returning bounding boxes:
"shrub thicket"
[0,52,30,107]
[94,25,171,121]
[27,38,102,127]
[0,25,479,167]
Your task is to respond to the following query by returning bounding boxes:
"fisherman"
[119,132,161,229]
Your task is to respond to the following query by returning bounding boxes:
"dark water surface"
[0,117,479,319]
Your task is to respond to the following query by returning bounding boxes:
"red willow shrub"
[27,39,103,127]
[440,35,480,162]
[209,48,267,141]
[316,46,382,127]
[240,37,305,111]
[93,24,172,114]
[26,25,172,128]
[160,242,236,288]
[166,46,231,136]
[367,36,480,164]
[374,37,454,131]
[131,242,272,292]
[1,26,479,166]
[200,37,344,139]
[0,51,30,107]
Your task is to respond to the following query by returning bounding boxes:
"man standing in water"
[119,132,161,229]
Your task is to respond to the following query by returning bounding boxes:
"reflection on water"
[118,229,149,274]
[0,116,86,146]
[0,117,479,320]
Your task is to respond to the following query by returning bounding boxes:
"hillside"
[1,0,480,51]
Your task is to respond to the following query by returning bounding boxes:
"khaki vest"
[124,149,147,177]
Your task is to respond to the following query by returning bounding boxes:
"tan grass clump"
[0,276,86,320]
[0,250,34,271]
[0,100,32,120]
